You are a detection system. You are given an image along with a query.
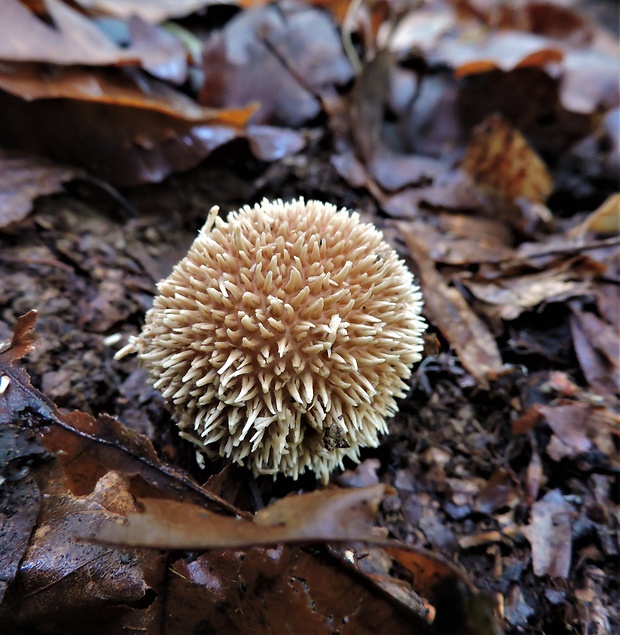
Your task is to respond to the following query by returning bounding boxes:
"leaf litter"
[0,312,500,634]
[0,0,618,633]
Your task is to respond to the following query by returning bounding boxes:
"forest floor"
[0,1,618,634]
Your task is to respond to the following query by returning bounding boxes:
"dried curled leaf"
[461,114,553,210]
[0,309,38,364]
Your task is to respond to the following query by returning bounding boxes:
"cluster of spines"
[130,199,425,481]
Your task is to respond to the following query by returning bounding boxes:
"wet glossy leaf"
[1,467,166,634]
[167,545,424,635]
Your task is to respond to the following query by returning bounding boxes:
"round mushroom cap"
[120,198,426,482]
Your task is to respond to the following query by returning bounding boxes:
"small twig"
[342,0,364,73]
[258,34,327,109]
[0,253,75,273]
[76,175,139,219]
[510,236,620,264]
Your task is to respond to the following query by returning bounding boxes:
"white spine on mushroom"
[117,198,426,482]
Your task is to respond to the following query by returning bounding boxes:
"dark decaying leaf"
[475,469,520,515]
[540,402,619,464]
[167,546,423,635]
[0,421,48,604]
[0,314,237,514]
[569,303,620,396]
[0,470,41,604]
[1,465,167,634]
[348,50,392,165]
[325,536,502,633]
[0,311,45,603]
[380,545,504,635]
[164,540,502,635]
[0,149,80,228]
[0,88,302,185]
[0,9,307,184]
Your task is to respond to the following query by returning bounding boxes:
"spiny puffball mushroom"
[117,198,426,482]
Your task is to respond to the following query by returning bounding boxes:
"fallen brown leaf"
[0,0,139,66]
[94,485,387,549]
[475,468,520,514]
[125,14,188,84]
[0,471,40,604]
[380,544,503,635]
[394,216,514,265]
[541,402,620,463]
[541,402,593,461]
[0,62,253,123]
[0,60,307,184]
[0,149,79,228]
[0,0,190,82]
[402,222,504,388]
[199,4,353,126]
[570,304,620,395]
[0,309,39,364]
[524,442,543,505]
[594,282,620,328]
[463,270,590,320]
[349,50,392,164]
[74,0,221,23]
[570,304,619,369]
[522,489,575,578]
[450,32,564,77]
